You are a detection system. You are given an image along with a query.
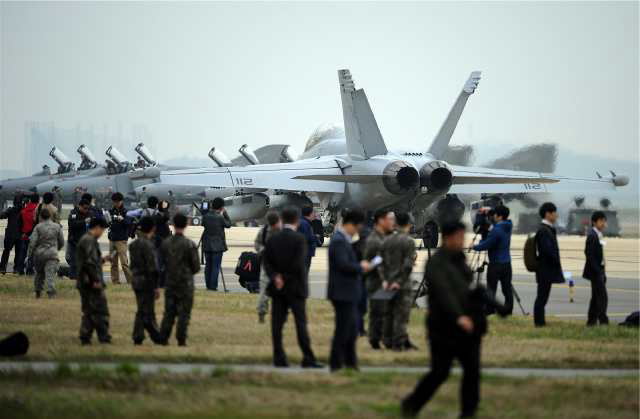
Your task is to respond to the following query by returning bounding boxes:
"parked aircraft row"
[0,69,629,240]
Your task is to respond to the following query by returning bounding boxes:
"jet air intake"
[419,161,453,192]
[135,143,156,166]
[382,161,420,195]
[208,147,232,167]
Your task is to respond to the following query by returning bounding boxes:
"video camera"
[470,195,503,240]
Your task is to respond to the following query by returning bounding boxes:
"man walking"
[263,206,322,368]
[27,208,64,298]
[583,211,609,326]
[0,195,23,274]
[67,199,92,279]
[255,211,281,323]
[363,209,395,349]
[381,212,417,351]
[201,197,231,291]
[129,216,161,344]
[473,205,513,315]
[298,206,320,273]
[108,192,133,284]
[76,218,111,345]
[534,202,564,327]
[402,222,482,418]
[327,208,370,371]
[158,214,200,346]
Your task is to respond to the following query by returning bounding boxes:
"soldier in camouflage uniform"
[380,212,418,351]
[27,208,64,298]
[157,213,200,346]
[76,218,112,345]
[363,209,395,349]
[129,216,161,345]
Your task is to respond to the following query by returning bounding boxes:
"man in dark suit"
[327,208,371,372]
[298,206,320,273]
[534,202,564,327]
[263,206,322,368]
[201,197,231,291]
[583,211,609,326]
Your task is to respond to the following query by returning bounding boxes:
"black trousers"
[271,295,316,365]
[0,237,20,271]
[486,262,513,315]
[533,279,552,326]
[404,336,481,417]
[329,300,358,371]
[587,274,609,325]
[133,289,160,343]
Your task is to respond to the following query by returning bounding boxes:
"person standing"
[107,193,133,285]
[583,211,609,326]
[52,186,63,214]
[81,193,105,220]
[157,213,200,346]
[255,211,281,323]
[35,192,60,224]
[16,194,39,275]
[298,206,320,273]
[129,216,161,344]
[363,209,395,349]
[67,199,92,280]
[534,202,564,327]
[263,206,322,368]
[201,197,231,291]
[0,195,23,274]
[76,218,111,345]
[401,222,481,418]
[380,212,418,351]
[472,205,513,315]
[327,208,371,372]
[27,208,64,298]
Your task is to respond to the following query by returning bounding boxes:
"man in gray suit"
[201,197,231,291]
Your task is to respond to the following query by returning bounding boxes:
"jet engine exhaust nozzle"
[420,161,453,191]
[382,161,420,195]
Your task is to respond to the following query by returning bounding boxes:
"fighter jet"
[156,69,629,237]
[0,146,106,207]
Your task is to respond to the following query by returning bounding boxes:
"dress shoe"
[301,361,324,369]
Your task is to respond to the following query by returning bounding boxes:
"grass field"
[0,275,638,368]
[0,366,638,419]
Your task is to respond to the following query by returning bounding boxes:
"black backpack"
[619,311,639,328]
[235,251,260,285]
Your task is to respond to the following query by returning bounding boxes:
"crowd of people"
[0,192,615,417]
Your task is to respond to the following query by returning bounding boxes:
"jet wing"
[159,158,346,194]
[449,165,626,194]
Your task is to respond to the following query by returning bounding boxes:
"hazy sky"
[1,1,638,169]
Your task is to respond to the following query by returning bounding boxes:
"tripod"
[413,246,431,306]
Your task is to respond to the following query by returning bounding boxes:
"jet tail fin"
[339,69,388,160]
[428,71,481,159]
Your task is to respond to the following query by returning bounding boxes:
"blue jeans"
[204,251,223,290]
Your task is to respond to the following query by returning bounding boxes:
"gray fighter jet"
[157,69,629,236]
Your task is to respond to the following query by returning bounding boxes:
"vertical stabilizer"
[428,71,481,159]
[339,69,388,160]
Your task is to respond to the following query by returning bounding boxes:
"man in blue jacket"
[298,206,320,274]
[327,208,371,372]
[473,205,513,315]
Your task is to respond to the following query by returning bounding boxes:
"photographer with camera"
[472,205,513,315]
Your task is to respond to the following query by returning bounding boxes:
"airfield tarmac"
[1,223,638,321]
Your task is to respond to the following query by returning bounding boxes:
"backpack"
[619,311,639,328]
[235,251,261,285]
[523,234,538,272]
